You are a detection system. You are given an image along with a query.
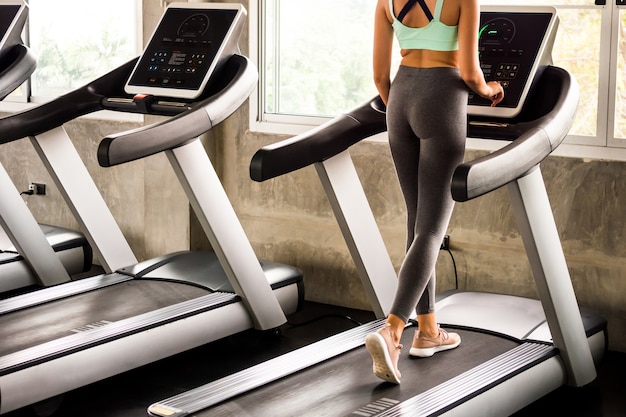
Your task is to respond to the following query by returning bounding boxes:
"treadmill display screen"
[0,5,22,51]
[468,8,556,118]
[125,3,243,99]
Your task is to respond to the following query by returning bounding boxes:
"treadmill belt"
[0,279,209,356]
[200,328,519,417]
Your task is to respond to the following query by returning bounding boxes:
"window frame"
[249,0,322,135]
[249,1,626,161]
[607,4,626,148]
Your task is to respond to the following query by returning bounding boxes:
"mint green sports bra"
[390,0,459,52]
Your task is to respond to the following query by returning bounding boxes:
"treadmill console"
[125,2,245,100]
[0,1,27,57]
[468,6,558,118]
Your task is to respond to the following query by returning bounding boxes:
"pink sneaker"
[365,324,402,384]
[409,327,461,358]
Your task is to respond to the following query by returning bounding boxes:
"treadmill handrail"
[452,66,579,202]
[0,44,36,100]
[97,55,257,167]
[0,58,137,143]
[250,96,387,182]
[249,67,577,205]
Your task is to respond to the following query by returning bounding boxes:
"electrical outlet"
[440,235,450,250]
[28,182,46,195]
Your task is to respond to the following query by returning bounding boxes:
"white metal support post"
[507,166,596,386]
[30,126,137,273]
[167,139,286,330]
[315,150,397,318]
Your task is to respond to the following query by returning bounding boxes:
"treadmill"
[0,3,303,414]
[147,6,607,417]
[0,0,91,294]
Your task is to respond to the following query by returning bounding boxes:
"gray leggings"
[387,66,468,322]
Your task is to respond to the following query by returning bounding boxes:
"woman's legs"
[389,132,463,322]
[386,124,464,343]
[366,126,464,382]
[366,67,467,383]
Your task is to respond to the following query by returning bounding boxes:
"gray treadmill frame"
[26,89,287,329]
[0,131,297,413]
[26,52,287,330]
[148,80,600,416]
[0,4,297,411]
[166,140,287,330]
[0,65,299,416]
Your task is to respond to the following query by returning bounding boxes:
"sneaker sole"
[409,337,461,358]
[365,332,401,384]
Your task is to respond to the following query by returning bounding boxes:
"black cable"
[444,248,459,289]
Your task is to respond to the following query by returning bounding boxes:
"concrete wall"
[0,116,190,263]
[0,0,623,353]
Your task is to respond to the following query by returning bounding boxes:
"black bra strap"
[397,0,434,23]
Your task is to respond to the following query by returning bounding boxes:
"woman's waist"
[400,49,458,69]
[393,65,466,92]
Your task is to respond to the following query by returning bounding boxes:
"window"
[253,0,626,154]
[4,0,138,103]
[262,0,378,118]
[255,0,395,131]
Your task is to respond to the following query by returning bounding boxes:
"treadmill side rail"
[250,96,387,182]
[454,66,579,201]
[0,292,239,377]
[0,273,131,316]
[148,320,387,416]
[385,344,561,417]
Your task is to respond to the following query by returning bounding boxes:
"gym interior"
[0,0,624,416]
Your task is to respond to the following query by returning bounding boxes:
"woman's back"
[389,0,461,68]
[391,0,460,28]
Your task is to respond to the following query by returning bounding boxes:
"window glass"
[263,0,386,118]
[553,8,601,137]
[261,0,601,141]
[28,0,137,98]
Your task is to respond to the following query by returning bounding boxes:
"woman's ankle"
[416,313,439,337]
[386,314,406,344]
